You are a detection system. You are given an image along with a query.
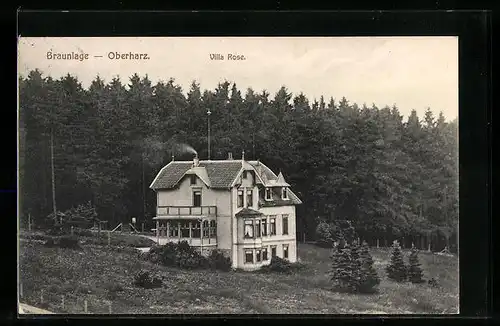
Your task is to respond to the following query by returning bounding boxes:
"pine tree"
[349,241,362,291]
[386,240,408,282]
[407,247,425,283]
[358,241,381,292]
[330,244,354,292]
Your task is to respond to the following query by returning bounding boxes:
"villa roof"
[149,158,302,205]
[235,208,264,217]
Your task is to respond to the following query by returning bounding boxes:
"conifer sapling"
[386,240,408,282]
[408,246,425,283]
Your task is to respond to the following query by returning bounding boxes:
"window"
[256,249,261,262]
[169,223,179,237]
[244,220,254,238]
[245,250,253,264]
[193,191,202,207]
[269,216,276,235]
[282,214,289,235]
[271,246,277,258]
[246,189,253,207]
[261,218,267,236]
[282,187,288,199]
[190,174,197,185]
[202,220,209,237]
[265,188,272,200]
[242,171,247,179]
[262,248,268,261]
[192,221,201,238]
[181,221,190,238]
[210,220,217,238]
[237,190,244,208]
[254,220,261,238]
[283,244,289,259]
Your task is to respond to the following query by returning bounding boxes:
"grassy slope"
[18,237,458,314]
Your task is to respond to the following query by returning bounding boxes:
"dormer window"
[190,174,197,185]
[242,171,248,179]
[265,188,272,201]
[281,187,288,200]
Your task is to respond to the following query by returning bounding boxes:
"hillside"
[19,236,458,314]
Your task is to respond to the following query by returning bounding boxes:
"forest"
[19,69,458,251]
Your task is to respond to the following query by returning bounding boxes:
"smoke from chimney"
[228,152,233,160]
[193,153,199,167]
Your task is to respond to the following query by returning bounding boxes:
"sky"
[18,36,458,121]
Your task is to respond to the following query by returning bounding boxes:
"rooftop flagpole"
[207,108,211,160]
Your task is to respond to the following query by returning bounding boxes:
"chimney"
[193,154,199,167]
[227,152,233,160]
[241,150,245,161]
[171,154,175,162]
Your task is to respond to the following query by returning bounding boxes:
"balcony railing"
[157,205,217,217]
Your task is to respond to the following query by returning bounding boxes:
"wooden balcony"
[155,205,217,219]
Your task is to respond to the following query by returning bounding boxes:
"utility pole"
[142,152,146,227]
[207,108,211,160]
[50,128,57,225]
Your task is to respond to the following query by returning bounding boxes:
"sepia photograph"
[17,36,458,315]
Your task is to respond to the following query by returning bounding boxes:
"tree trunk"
[142,153,146,224]
[50,129,57,225]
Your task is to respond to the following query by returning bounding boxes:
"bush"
[408,247,425,283]
[428,277,440,288]
[316,222,335,247]
[386,240,408,282]
[43,235,81,250]
[315,220,358,248]
[208,250,232,271]
[58,235,81,249]
[261,256,293,274]
[133,270,162,289]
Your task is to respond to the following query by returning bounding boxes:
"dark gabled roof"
[150,160,243,190]
[235,208,264,217]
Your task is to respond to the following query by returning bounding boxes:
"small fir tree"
[349,240,362,292]
[386,240,408,282]
[408,247,425,283]
[330,242,354,292]
[358,241,381,292]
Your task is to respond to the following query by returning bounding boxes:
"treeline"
[19,69,458,250]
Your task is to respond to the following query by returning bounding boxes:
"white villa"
[149,152,302,270]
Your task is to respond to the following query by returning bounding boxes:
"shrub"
[260,256,305,274]
[315,220,358,248]
[58,235,81,249]
[208,250,232,271]
[408,247,425,283]
[176,241,209,269]
[428,277,440,288]
[386,240,408,282]
[315,222,334,247]
[133,270,162,289]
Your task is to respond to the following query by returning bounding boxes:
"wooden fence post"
[108,301,112,314]
[19,283,23,298]
[376,239,379,248]
[107,231,111,246]
[71,226,74,236]
[84,300,88,313]
[61,295,65,309]
[28,214,32,232]
[40,290,44,304]
[142,223,145,233]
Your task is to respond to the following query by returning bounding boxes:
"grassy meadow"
[18,233,458,314]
